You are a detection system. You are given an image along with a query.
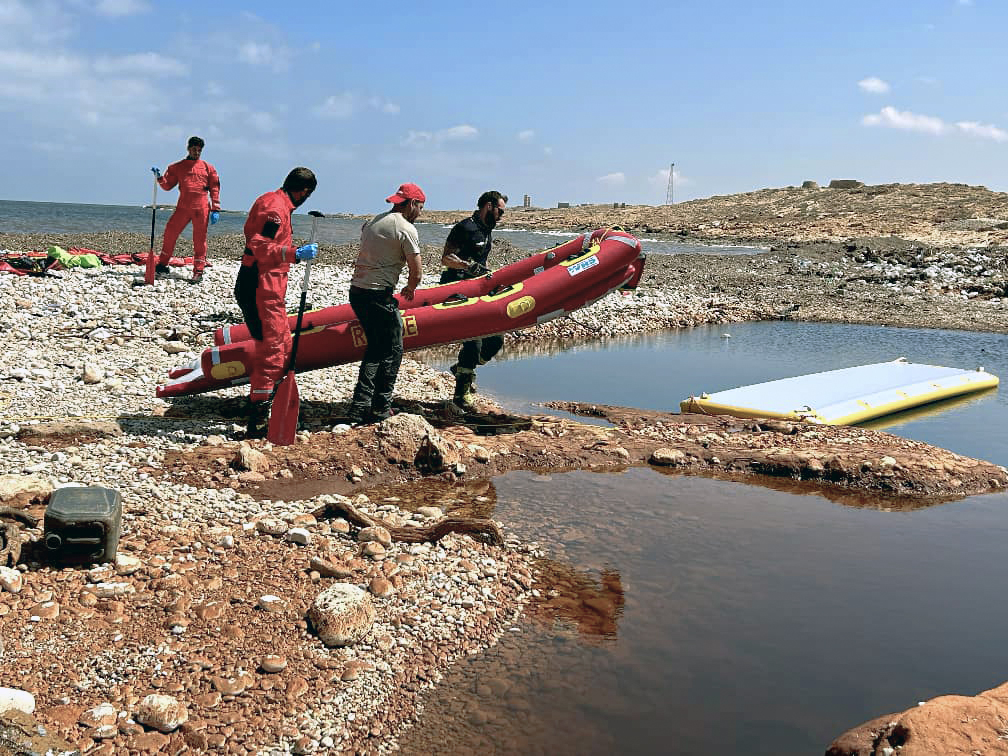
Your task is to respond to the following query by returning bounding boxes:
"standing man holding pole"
[234,167,319,439]
[151,136,221,283]
[440,190,507,411]
[344,182,425,425]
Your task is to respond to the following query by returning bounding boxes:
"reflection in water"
[859,387,999,432]
[526,561,625,643]
[402,468,1008,756]
[363,478,626,643]
[650,466,954,512]
[363,478,499,520]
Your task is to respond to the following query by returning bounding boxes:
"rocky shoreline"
[1,182,1007,754]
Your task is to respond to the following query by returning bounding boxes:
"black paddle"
[143,170,158,284]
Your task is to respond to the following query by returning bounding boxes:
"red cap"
[385,182,426,204]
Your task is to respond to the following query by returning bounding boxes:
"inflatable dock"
[680,358,999,425]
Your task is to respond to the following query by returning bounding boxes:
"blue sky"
[0,0,1004,213]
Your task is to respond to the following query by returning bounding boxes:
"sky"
[0,0,1005,214]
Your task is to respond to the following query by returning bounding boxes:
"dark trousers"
[234,262,263,340]
[458,335,504,371]
[349,286,402,415]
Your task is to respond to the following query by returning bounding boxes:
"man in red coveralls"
[234,167,319,439]
[151,136,221,283]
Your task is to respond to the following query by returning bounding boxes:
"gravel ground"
[0,188,1006,754]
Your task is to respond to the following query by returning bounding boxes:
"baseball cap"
[385,182,426,204]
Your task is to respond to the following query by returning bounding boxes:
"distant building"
[557,202,570,209]
[828,179,865,189]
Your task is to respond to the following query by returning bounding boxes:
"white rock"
[135,694,188,733]
[0,566,23,593]
[308,583,377,647]
[115,553,143,576]
[258,595,284,612]
[82,363,105,384]
[0,687,35,714]
[285,527,312,546]
[93,581,136,598]
[357,525,391,547]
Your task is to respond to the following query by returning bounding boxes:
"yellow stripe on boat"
[679,358,999,425]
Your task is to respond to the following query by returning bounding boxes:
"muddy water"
[399,322,1008,754]
[398,471,1008,756]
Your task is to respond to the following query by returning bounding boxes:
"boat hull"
[158,229,645,398]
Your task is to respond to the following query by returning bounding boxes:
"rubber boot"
[452,367,477,411]
[245,399,271,439]
[449,362,476,392]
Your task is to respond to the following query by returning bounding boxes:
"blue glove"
[210,211,220,225]
[295,243,318,262]
[151,167,162,179]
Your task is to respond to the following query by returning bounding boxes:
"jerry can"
[43,486,122,564]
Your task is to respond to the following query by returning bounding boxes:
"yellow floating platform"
[680,358,999,425]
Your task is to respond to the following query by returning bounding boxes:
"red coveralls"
[157,157,221,274]
[239,189,298,404]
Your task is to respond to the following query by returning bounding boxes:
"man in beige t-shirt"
[345,182,425,423]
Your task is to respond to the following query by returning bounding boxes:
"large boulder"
[0,474,52,511]
[308,583,376,647]
[135,694,188,733]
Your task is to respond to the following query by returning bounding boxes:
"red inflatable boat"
[157,228,645,398]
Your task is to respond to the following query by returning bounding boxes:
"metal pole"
[670,162,675,205]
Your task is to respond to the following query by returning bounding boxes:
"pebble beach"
[1,181,1007,754]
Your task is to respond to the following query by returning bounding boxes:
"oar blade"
[266,371,300,446]
[144,250,156,285]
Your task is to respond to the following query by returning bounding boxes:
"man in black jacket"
[440,190,508,410]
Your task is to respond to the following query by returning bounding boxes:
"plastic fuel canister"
[43,486,122,564]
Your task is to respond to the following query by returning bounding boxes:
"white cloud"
[237,41,289,72]
[94,52,187,77]
[543,146,553,155]
[93,0,151,16]
[517,129,535,142]
[315,92,356,119]
[862,106,1008,142]
[439,124,478,141]
[316,92,401,119]
[862,106,947,135]
[858,76,890,94]
[649,165,690,188]
[956,120,1008,142]
[367,96,400,115]
[597,172,626,187]
[401,124,478,147]
[0,0,76,45]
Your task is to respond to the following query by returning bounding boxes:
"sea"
[0,199,765,257]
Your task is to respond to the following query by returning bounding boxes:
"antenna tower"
[665,162,675,204]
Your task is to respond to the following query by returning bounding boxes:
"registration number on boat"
[566,255,599,276]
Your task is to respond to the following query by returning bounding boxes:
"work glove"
[151,167,162,179]
[466,261,489,276]
[210,211,220,225]
[295,243,318,262]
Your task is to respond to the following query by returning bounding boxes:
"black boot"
[452,367,477,411]
[245,399,271,439]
